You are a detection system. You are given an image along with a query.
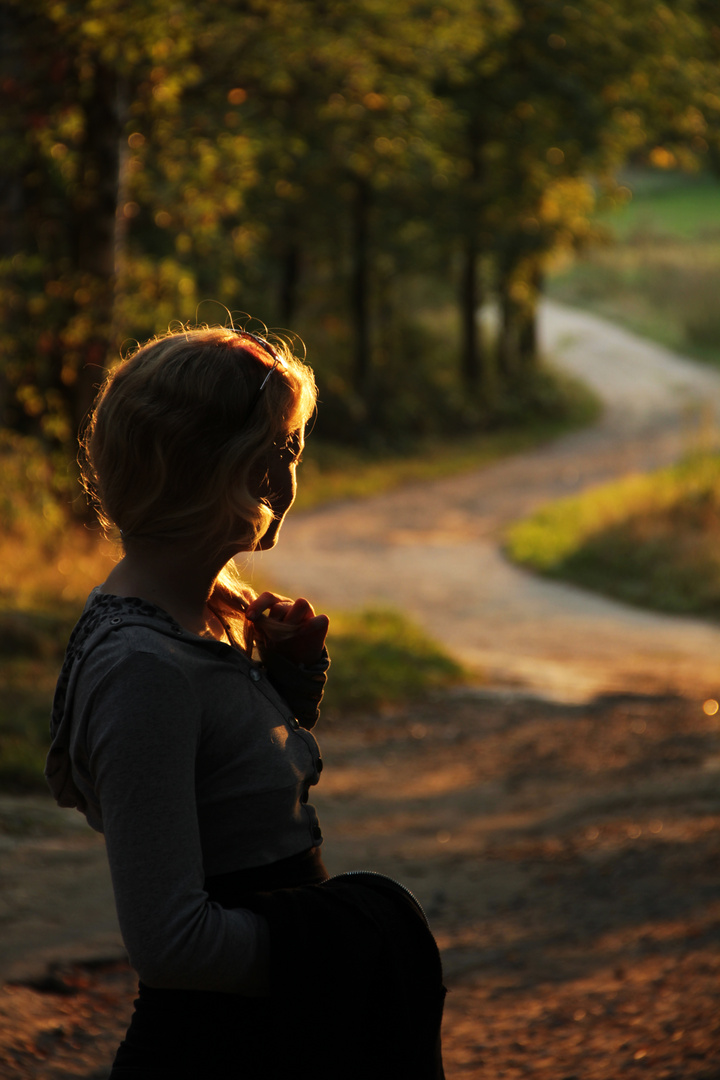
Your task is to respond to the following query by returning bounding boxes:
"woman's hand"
[246,591,329,666]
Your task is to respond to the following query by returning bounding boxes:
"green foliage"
[596,170,720,240]
[0,431,66,541]
[0,431,116,613]
[297,368,599,510]
[2,0,719,453]
[297,285,600,448]
[0,735,49,793]
[322,608,468,714]
[549,170,720,367]
[506,453,720,618]
[0,655,62,792]
[0,0,205,441]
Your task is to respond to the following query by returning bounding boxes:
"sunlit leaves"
[2,0,720,450]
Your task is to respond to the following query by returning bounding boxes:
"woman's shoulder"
[75,590,244,676]
[82,587,181,632]
[58,591,208,705]
[64,588,179,657]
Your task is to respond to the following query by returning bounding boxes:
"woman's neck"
[100,540,235,640]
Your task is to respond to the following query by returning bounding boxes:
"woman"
[47,324,445,1079]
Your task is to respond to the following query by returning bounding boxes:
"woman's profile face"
[254,436,302,551]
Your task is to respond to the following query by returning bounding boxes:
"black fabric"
[109,862,446,1080]
[109,848,329,1080]
[204,844,328,906]
[259,646,330,730]
[246,872,447,1080]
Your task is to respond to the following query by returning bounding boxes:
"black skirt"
[109,847,328,1080]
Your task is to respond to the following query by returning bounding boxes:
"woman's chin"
[256,523,281,551]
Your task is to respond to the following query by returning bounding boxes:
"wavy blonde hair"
[81,325,316,552]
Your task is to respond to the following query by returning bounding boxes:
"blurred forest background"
[3,0,720,464]
[1,0,720,785]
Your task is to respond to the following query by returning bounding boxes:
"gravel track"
[259,301,720,701]
[2,303,720,1077]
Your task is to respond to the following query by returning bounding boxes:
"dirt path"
[2,691,720,1078]
[258,301,720,701]
[2,303,720,1077]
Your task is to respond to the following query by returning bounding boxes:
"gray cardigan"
[46,591,329,995]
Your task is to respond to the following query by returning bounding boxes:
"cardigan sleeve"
[260,647,330,730]
[84,650,269,995]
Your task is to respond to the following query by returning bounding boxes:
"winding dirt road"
[3,303,720,1077]
[259,301,720,701]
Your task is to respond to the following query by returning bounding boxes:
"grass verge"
[505,453,720,619]
[321,608,469,714]
[296,366,600,511]
[0,658,61,792]
[548,169,720,368]
[0,604,469,792]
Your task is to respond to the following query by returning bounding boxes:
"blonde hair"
[80,326,317,649]
[81,325,317,552]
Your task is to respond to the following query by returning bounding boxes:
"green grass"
[549,168,720,368]
[321,608,469,714]
[505,453,720,619]
[0,657,63,792]
[0,603,469,791]
[0,613,78,793]
[597,169,720,241]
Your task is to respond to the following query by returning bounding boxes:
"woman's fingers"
[247,593,314,626]
[245,592,328,664]
[277,598,313,624]
[272,613,329,665]
[299,613,329,654]
[245,590,290,620]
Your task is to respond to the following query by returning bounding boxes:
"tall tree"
[0,0,199,450]
[435,0,718,382]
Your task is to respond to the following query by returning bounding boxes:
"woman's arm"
[86,651,269,995]
[260,647,330,729]
[247,592,330,728]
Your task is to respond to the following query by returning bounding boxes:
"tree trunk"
[518,300,538,369]
[460,235,484,392]
[0,5,26,261]
[351,177,371,402]
[69,60,121,437]
[0,4,30,431]
[457,111,490,401]
[496,271,518,381]
[279,238,301,327]
[518,263,542,370]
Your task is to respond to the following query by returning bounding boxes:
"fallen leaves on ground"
[1,691,719,1078]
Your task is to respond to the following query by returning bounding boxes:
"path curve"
[2,301,719,990]
[255,301,720,702]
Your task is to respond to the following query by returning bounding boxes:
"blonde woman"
[47,325,445,1079]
